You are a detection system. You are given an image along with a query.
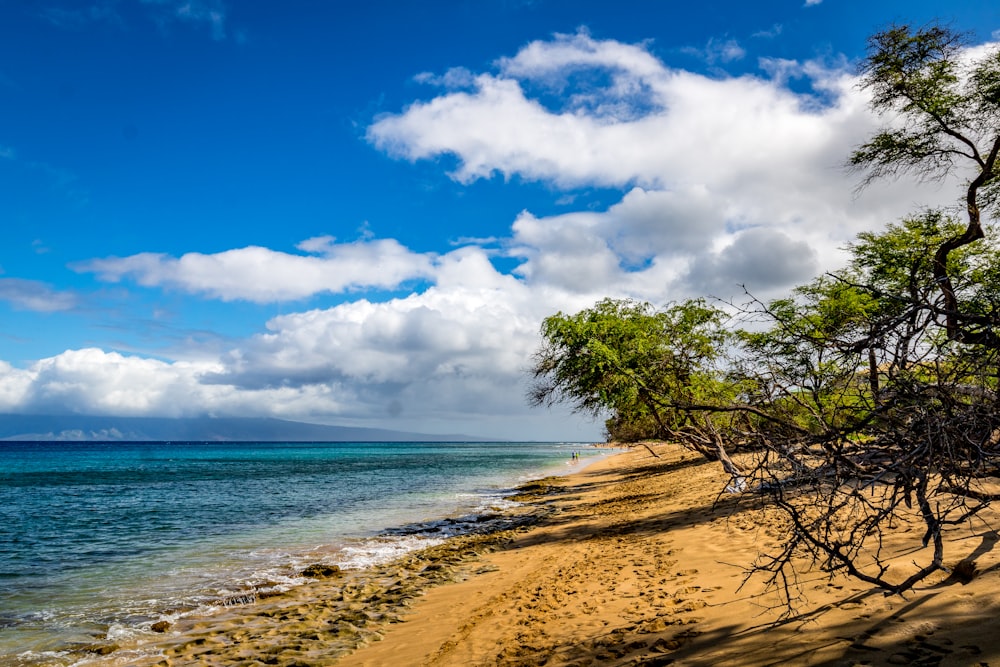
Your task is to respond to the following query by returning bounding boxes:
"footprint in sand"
[884,620,938,639]
[886,639,956,666]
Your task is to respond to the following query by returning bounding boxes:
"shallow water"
[0,440,605,665]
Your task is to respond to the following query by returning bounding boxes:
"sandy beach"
[96,444,1000,666]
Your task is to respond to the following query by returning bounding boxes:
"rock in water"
[301,563,341,578]
[151,621,171,633]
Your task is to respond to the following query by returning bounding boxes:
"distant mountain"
[0,415,489,442]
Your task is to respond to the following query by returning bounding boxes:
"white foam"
[18,651,69,666]
[105,623,144,641]
[335,535,445,570]
[68,647,163,667]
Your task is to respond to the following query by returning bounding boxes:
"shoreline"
[3,441,609,666]
[89,443,1000,666]
[63,446,615,666]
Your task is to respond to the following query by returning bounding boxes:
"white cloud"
[683,37,746,65]
[368,32,866,196]
[413,67,478,89]
[0,348,356,422]
[498,29,666,86]
[0,278,77,312]
[2,33,989,440]
[0,349,198,416]
[204,247,547,398]
[753,24,783,39]
[0,255,597,438]
[709,37,746,63]
[368,32,966,305]
[75,237,437,303]
[506,185,731,299]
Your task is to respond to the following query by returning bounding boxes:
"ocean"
[0,440,607,666]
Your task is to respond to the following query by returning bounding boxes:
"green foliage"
[604,411,661,443]
[738,210,1000,427]
[528,22,1000,602]
[850,211,963,292]
[529,298,730,442]
[732,211,1000,600]
[851,24,977,184]
[851,23,1000,347]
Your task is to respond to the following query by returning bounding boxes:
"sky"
[1,0,998,441]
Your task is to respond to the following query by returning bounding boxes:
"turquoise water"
[0,440,606,665]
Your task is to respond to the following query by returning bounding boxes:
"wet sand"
[94,444,1000,666]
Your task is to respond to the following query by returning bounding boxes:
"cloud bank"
[0,31,975,439]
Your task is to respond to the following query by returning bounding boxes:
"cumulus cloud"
[498,29,667,87]
[202,247,546,408]
[17,349,203,415]
[2,32,987,439]
[0,263,587,437]
[75,237,437,303]
[368,30,869,197]
[369,31,965,304]
[0,348,354,421]
[218,293,532,391]
[686,228,818,295]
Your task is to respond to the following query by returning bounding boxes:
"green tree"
[528,298,745,477]
[733,22,1000,602]
[851,23,1000,344]
[733,208,1000,606]
[526,24,1000,607]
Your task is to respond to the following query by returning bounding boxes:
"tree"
[527,23,1000,608]
[736,23,1000,604]
[528,298,745,477]
[851,23,1000,344]
[735,210,1000,605]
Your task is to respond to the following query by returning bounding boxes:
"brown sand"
[95,445,1000,666]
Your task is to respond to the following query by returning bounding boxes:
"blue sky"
[1,0,998,440]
